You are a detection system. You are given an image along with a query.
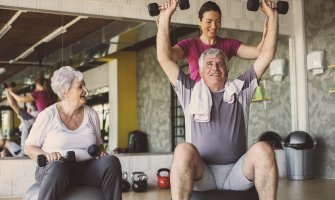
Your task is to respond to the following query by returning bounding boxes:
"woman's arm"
[24,145,45,160]
[236,19,267,60]
[171,45,185,62]
[8,90,34,103]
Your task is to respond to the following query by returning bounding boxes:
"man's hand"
[260,0,278,18]
[159,0,178,20]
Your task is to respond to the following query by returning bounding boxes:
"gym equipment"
[157,168,170,189]
[25,183,104,200]
[148,0,190,17]
[3,82,16,89]
[87,144,100,157]
[284,131,316,180]
[258,131,283,149]
[37,151,76,167]
[131,171,148,192]
[128,130,148,153]
[121,172,131,192]
[247,0,289,14]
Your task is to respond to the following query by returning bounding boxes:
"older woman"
[24,66,122,200]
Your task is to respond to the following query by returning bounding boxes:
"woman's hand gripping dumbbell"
[87,144,108,158]
[37,151,76,167]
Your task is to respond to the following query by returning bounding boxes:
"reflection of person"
[0,130,24,157]
[170,1,266,82]
[5,87,36,153]
[8,77,57,113]
[24,66,122,200]
[157,0,278,199]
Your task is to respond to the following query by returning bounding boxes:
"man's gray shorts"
[194,155,254,191]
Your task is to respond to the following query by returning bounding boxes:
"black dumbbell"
[247,0,289,14]
[87,144,100,157]
[37,151,76,167]
[122,172,131,192]
[3,82,16,89]
[148,0,190,17]
[131,172,148,192]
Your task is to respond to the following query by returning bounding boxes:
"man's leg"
[171,142,206,200]
[243,141,278,200]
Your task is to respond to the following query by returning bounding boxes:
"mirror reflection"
[0,8,291,158]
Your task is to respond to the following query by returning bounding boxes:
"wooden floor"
[1,178,335,200]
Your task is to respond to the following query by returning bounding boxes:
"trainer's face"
[200,54,227,91]
[199,11,221,38]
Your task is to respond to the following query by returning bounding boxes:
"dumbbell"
[87,144,100,157]
[131,172,148,192]
[247,0,289,14]
[122,172,131,192]
[148,0,190,17]
[3,82,16,89]
[37,151,76,167]
[157,168,170,189]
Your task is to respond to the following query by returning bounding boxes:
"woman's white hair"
[51,66,84,100]
[198,48,229,71]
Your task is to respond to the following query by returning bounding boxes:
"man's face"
[200,54,227,91]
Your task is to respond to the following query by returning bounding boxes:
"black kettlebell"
[122,172,131,192]
[131,172,148,192]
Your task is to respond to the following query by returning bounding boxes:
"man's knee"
[252,142,276,163]
[172,142,203,168]
[174,143,199,158]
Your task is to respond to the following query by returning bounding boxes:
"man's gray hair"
[198,48,229,71]
[51,66,84,100]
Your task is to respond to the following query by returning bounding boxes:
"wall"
[115,52,138,148]
[137,46,171,152]
[83,52,138,150]
[304,0,335,178]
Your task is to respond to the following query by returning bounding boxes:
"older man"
[156,0,279,200]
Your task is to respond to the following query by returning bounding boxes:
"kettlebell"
[121,172,131,192]
[131,171,148,192]
[157,168,170,189]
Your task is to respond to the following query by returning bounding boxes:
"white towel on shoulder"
[189,79,212,122]
[189,79,244,122]
[223,79,244,103]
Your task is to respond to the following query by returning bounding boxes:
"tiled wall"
[0,154,173,198]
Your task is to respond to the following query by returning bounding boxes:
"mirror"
[0,8,291,158]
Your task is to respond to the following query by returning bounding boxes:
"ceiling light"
[43,27,67,43]
[0,10,24,39]
[0,25,12,39]
[0,68,6,75]
[16,48,34,60]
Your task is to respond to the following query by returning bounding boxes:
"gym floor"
[1,178,335,200]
